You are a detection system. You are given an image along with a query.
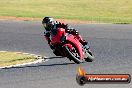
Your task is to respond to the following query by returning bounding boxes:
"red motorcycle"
[49,28,94,64]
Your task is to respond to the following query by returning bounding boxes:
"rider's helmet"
[42,17,54,31]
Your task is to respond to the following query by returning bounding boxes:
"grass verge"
[0,51,37,67]
[0,0,132,23]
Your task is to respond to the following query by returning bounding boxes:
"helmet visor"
[43,23,47,28]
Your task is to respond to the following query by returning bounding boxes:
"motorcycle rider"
[42,17,88,54]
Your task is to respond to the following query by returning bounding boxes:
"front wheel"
[63,45,84,64]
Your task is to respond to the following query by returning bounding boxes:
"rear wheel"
[64,45,83,64]
[85,49,94,62]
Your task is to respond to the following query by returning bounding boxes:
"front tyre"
[63,46,83,64]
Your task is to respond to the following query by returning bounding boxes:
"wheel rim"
[69,46,80,59]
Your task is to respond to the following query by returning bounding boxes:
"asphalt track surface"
[0,20,132,88]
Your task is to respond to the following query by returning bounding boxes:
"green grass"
[0,0,132,23]
[0,52,37,67]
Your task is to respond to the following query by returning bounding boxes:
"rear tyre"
[85,49,94,62]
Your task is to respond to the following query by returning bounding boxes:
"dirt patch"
[0,16,97,24]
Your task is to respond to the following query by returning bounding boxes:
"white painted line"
[0,58,45,69]
[0,51,8,52]
[0,51,48,69]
